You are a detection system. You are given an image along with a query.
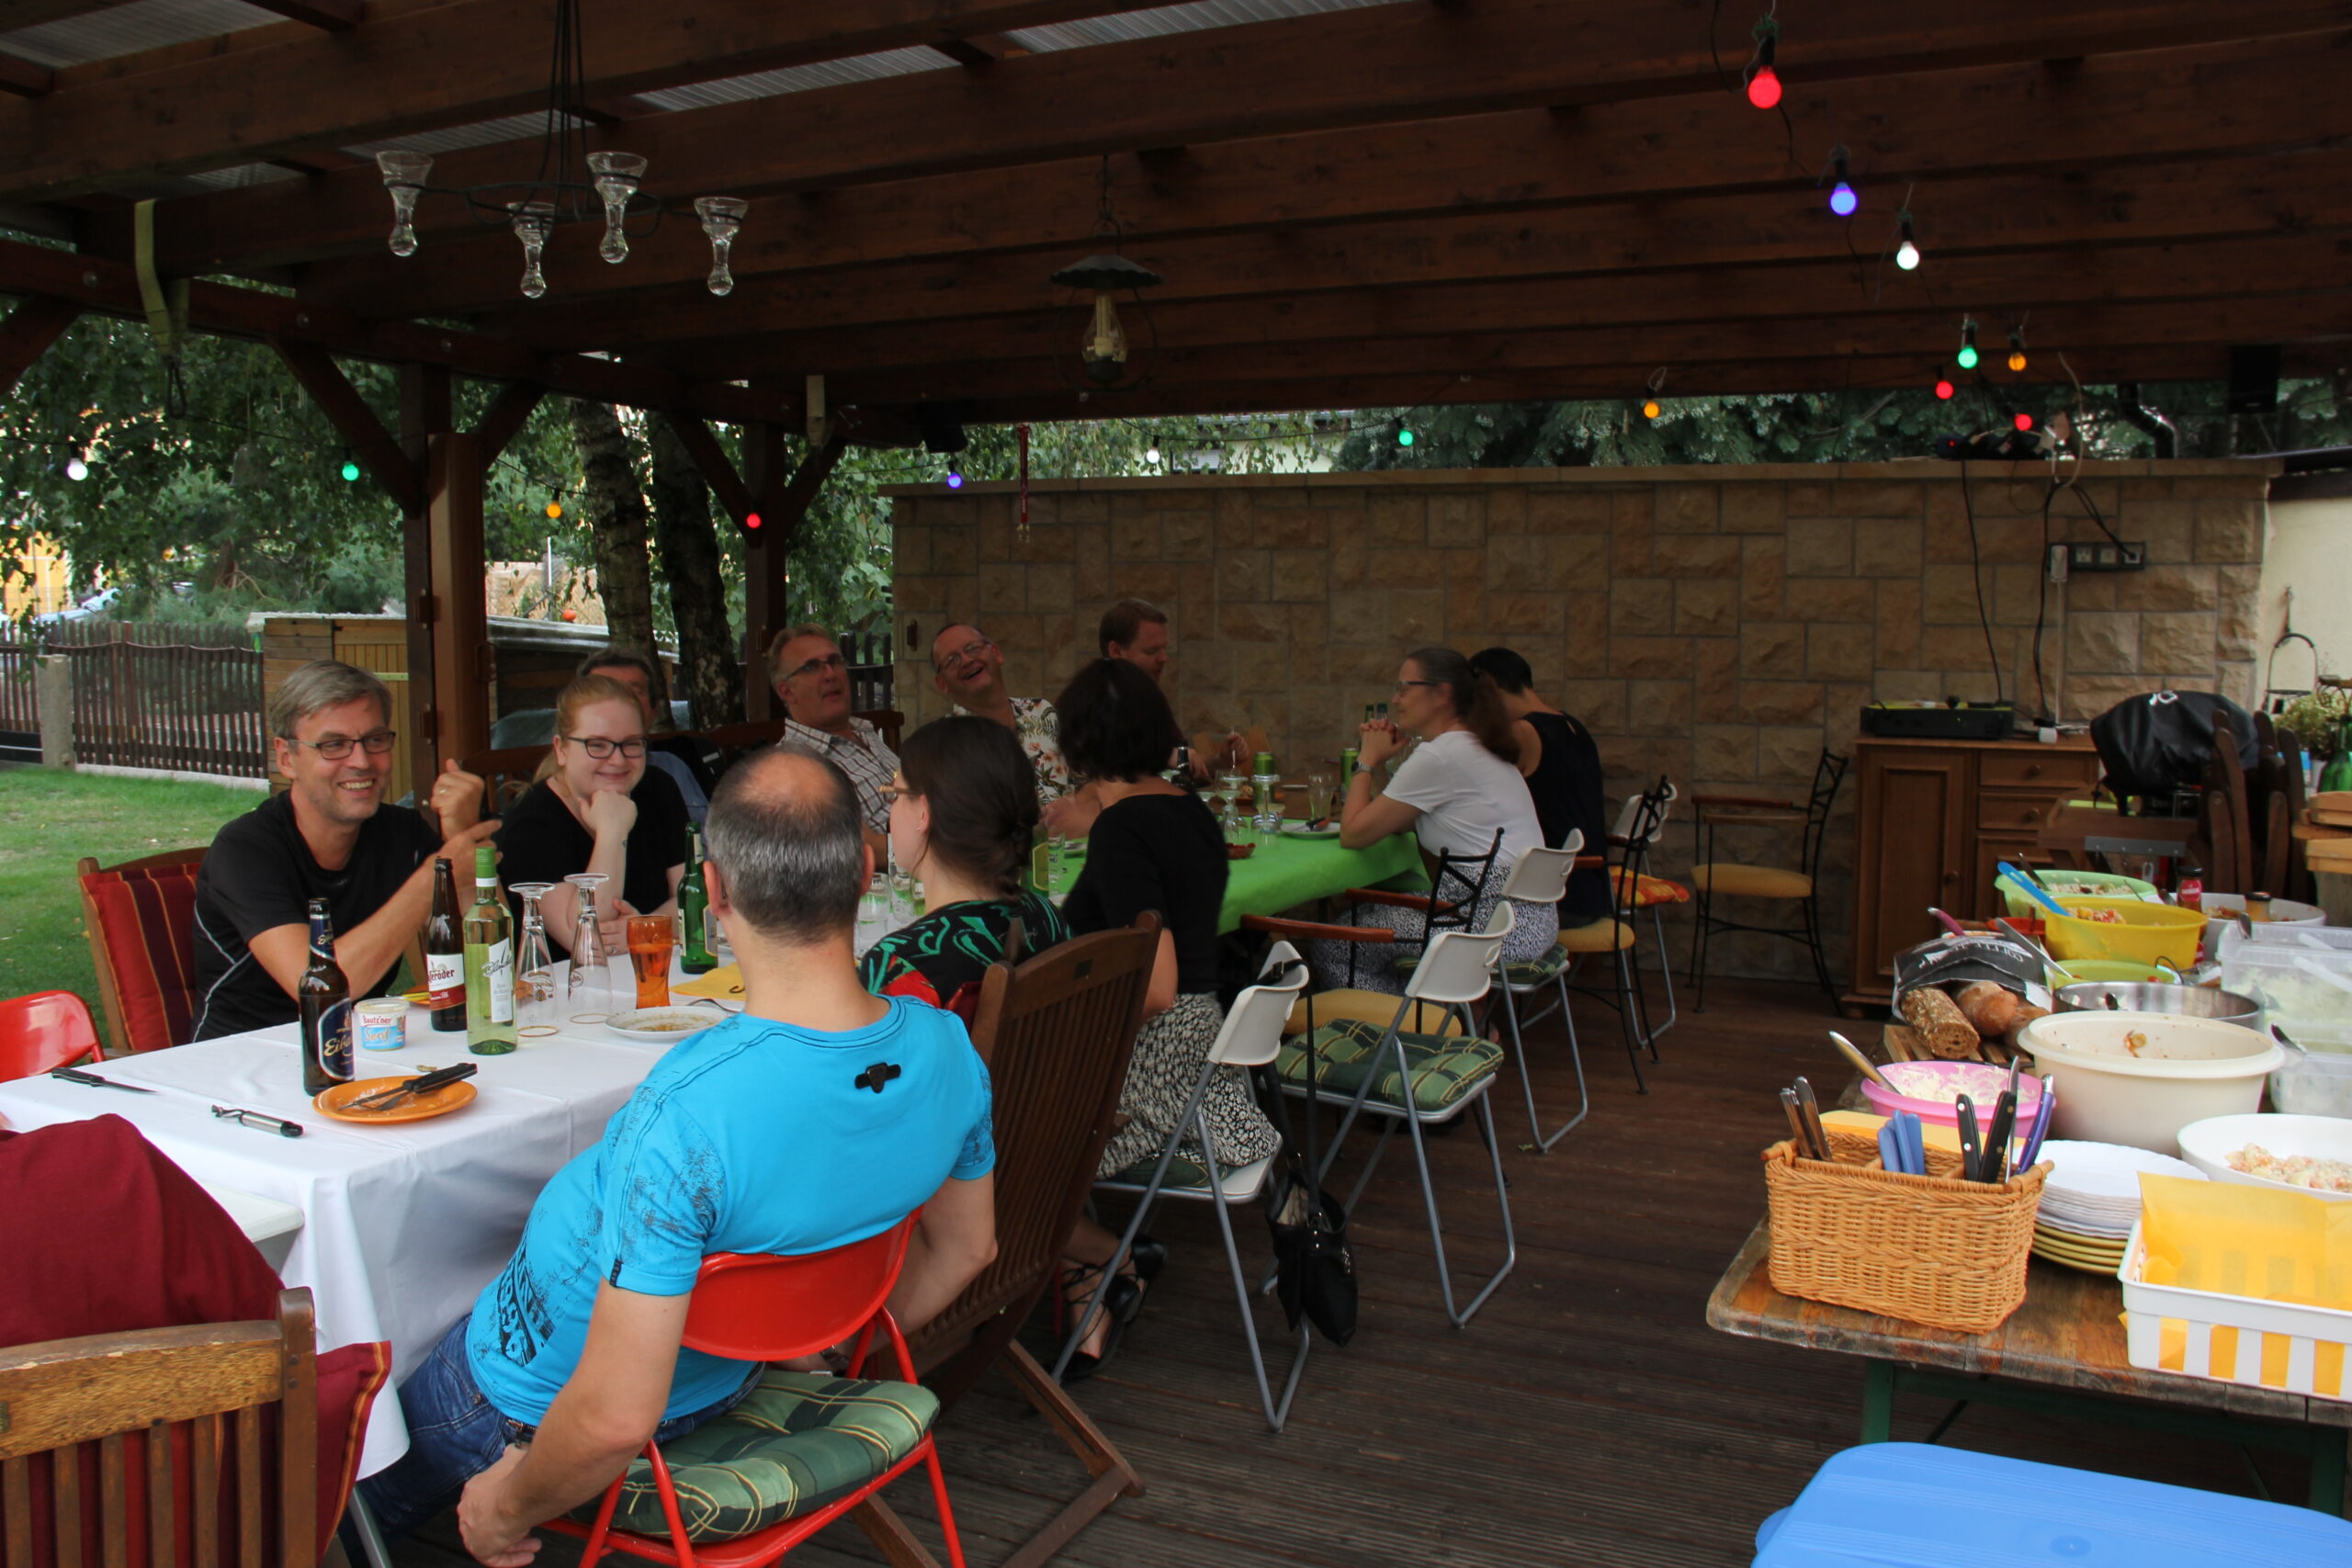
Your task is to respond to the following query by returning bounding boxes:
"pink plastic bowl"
[1858,1059,2044,1129]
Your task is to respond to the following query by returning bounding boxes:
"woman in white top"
[1316,647,1559,995]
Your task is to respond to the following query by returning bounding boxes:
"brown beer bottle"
[299,898,354,1097]
[424,856,466,1032]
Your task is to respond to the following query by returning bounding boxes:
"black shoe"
[1060,1277,1138,1383]
[1127,1235,1169,1285]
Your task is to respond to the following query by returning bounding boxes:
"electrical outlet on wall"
[2064,541,2150,573]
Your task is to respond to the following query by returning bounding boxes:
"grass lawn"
[0,765,260,1050]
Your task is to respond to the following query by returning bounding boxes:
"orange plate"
[314,1075,479,1123]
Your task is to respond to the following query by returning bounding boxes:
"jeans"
[357,1314,758,1539]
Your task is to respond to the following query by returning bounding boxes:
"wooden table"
[1707,1221,2351,1513]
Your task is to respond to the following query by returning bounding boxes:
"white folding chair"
[1052,947,1313,1427]
[1278,912,1517,1328]
[1611,778,1684,1040]
[1476,837,1589,1152]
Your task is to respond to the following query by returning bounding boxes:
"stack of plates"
[2030,1141,2206,1274]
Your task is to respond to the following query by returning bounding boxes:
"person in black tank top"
[1469,648,1612,919]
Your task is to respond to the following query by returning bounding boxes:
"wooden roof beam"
[0,53,55,97]
[245,0,361,30]
[146,7,2352,277]
[928,32,1026,65]
[0,2,1181,203]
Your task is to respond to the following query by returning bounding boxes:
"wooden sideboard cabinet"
[1843,735,2104,1012]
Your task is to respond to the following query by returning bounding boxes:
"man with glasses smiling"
[929,621,1070,803]
[193,660,494,1039]
[768,624,898,852]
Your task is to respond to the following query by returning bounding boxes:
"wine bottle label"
[482,939,514,1024]
[315,1000,354,1081]
[426,952,464,1010]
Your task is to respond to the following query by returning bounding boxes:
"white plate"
[606,1007,725,1044]
[2038,1140,2207,1204]
[2175,1112,2352,1202]
[1281,822,1341,840]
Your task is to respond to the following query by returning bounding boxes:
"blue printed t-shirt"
[465,998,994,1426]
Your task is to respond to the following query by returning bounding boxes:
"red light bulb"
[2014,412,2035,432]
[1747,66,1781,109]
[1934,378,1955,400]
[744,511,763,530]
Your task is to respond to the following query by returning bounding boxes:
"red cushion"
[81,863,201,1052]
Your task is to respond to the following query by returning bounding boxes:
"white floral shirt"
[954,697,1070,802]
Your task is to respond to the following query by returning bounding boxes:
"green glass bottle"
[2323,719,2352,795]
[678,823,717,975]
[464,843,516,1055]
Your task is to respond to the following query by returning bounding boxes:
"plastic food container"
[2198,892,2325,962]
[2218,923,2352,1035]
[2118,1219,2352,1399]
[2265,1020,2352,1118]
[355,997,408,1052]
[2175,1111,2352,1201]
[1858,1059,2047,1130]
[2043,897,2207,970]
[2015,1010,2283,1154]
[1999,870,2158,920]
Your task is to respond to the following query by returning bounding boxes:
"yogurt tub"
[355,997,409,1052]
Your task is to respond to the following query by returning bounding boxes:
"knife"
[1982,1089,2018,1184]
[343,1062,478,1111]
[51,1066,155,1093]
[1955,1094,1984,1183]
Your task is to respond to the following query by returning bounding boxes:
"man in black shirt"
[192,660,495,1039]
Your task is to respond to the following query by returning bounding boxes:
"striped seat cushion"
[1502,942,1573,987]
[1275,1018,1502,1114]
[80,862,202,1051]
[583,1368,938,1542]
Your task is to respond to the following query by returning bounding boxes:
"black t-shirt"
[191,791,441,1040]
[492,771,689,960]
[1525,709,1611,919]
[1061,791,1227,995]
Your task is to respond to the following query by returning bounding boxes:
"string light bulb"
[743,510,763,530]
[2007,328,2028,373]
[1145,446,1161,466]
[1826,145,1857,217]
[1934,369,1955,400]
[1894,210,1921,271]
[1955,317,1979,370]
[1397,427,1416,447]
[2014,412,2035,432]
[544,501,563,520]
[338,452,361,482]
[1746,17,1781,109]
[64,457,87,481]
[1642,398,1661,421]
[945,471,965,490]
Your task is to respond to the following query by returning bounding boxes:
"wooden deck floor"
[391,977,2318,1568]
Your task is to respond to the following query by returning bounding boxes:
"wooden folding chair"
[457,743,551,814]
[903,917,1161,1568]
[0,1288,320,1568]
[854,709,908,752]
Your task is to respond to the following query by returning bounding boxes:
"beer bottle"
[424,857,465,1032]
[299,898,354,1097]
[464,843,517,1055]
[678,823,717,975]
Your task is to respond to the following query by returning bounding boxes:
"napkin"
[2136,1172,2352,1393]
[673,964,745,999]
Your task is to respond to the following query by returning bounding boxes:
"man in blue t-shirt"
[362,751,999,1560]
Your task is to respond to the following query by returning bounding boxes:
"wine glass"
[510,882,559,1036]
[565,873,612,1023]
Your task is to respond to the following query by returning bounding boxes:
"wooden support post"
[471,380,545,466]
[270,340,423,513]
[0,297,77,396]
[400,364,451,801]
[424,433,492,779]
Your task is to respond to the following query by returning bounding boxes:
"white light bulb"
[65,458,87,481]
[1145,446,1161,466]
[1895,239,1921,271]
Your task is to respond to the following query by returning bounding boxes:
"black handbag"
[1254,955,1358,1347]
[2089,690,2259,801]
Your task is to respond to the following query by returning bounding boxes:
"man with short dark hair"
[361,750,999,1558]
[1097,597,1170,682]
[931,621,1069,801]
[575,647,717,827]
[769,623,899,841]
[193,660,493,1039]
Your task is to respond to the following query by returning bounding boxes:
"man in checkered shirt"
[769,624,898,856]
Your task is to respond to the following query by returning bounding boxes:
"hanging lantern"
[693,197,748,296]
[586,152,649,265]
[1050,252,1162,389]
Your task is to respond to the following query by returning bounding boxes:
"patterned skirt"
[1306,889,1560,999]
[1095,991,1282,1179]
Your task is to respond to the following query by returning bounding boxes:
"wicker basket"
[1763,1127,2047,1333]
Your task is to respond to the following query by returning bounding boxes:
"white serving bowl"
[2175,1112,2352,1202]
[2015,1010,2284,1155]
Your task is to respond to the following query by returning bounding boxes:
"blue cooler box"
[1754,1444,2351,1567]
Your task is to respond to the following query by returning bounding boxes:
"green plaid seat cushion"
[576,1367,938,1542]
[1501,942,1571,987]
[1107,1152,1214,1191]
[1274,1018,1502,1114]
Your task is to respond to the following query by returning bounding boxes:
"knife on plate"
[51,1066,154,1093]
[343,1062,478,1111]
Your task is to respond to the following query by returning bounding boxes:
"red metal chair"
[545,1213,967,1568]
[0,988,105,1078]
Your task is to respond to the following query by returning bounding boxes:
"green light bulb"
[1956,344,1979,370]
[1397,428,1416,447]
[339,458,360,482]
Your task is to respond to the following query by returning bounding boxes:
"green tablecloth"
[1216,829,1422,934]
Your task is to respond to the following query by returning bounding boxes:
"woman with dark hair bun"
[859,716,1069,1019]
[1051,658,1278,1377]
[1321,646,1558,993]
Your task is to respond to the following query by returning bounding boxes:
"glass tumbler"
[626,915,673,1010]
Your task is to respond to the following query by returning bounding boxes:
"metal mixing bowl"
[2054,980,2263,1030]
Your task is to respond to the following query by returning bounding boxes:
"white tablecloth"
[0,990,693,1477]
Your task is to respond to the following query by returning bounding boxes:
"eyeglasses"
[782,652,846,682]
[1394,679,1442,694]
[287,729,397,761]
[933,637,994,673]
[564,735,648,760]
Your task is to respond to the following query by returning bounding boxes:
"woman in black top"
[492,674,689,960]
[1054,659,1279,1375]
[1470,647,1612,920]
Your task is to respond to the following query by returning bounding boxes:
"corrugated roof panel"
[0,0,287,69]
[630,45,952,113]
[1005,0,1409,53]
[342,114,592,162]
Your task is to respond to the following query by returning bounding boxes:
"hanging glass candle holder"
[509,199,556,299]
[1048,253,1163,389]
[376,151,434,257]
[694,197,749,296]
[585,151,648,265]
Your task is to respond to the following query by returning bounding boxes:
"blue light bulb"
[945,471,965,490]
[1828,181,1858,217]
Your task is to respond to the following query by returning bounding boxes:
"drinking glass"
[510,882,559,1036]
[855,875,891,953]
[1306,768,1338,827]
[889,861,916,925]
[565,874,612,1022]
[627,915,673,1010]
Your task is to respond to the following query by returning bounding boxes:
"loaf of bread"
[1955,981,2022,1039]
[1899,986,1982,1060]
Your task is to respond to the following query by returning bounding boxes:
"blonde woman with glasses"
[493,674,689,960]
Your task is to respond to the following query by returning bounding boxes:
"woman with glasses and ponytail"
[492,673,689,959]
